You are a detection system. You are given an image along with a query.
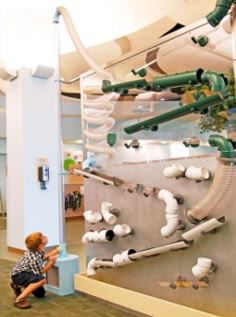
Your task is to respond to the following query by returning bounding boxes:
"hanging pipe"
[83,92,119,158]
[185,136,235,223]
[53,6,113,81]
[124,92,228,134]
[206,0,233,27]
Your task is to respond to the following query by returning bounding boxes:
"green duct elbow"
[208,134,235,158]
[206,0,232,27]
[201,71,226,91]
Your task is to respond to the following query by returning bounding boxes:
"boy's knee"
[33,286,46,298]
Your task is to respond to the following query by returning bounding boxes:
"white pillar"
[6,67,64,249]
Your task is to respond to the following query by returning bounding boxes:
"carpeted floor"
[0,258,136,317]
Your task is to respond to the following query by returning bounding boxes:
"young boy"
[10,232,60,309]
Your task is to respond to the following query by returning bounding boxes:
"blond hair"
[25,232,43,252]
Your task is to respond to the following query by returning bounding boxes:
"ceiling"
[0,0,234,128]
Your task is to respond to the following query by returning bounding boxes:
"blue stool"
[45,245,79,295]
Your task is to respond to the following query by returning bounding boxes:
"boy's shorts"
[11,271,45,288]
[11,272,46,297]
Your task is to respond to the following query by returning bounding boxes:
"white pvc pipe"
[161,214,180,238]
[113,249,136,266]
[81,229,115,243]
[55,6,113,81]
[83,93,119,159]
[182,217,225,241]
[192,257,213,279]
[113,224,132,237]
[185,166,210,181]
[158,189,181,237]
[101,201,118,225]
[83,210,102,224]
[73,169,114,185]
[87,257,115,276]
[163,163,185,178]
[129,240,189,260]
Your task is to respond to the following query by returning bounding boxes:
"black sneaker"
[10,281,22,297]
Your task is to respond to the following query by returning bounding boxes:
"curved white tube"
[83,210,102,224]
[182,217,225,241]
[101,201,118,224]
[113,249,136,266]
[185,166,210,181]
[87,257,115,276]
[55,6,113,81]
[192,257,212,279]
[158,189,181,238]
[113,224,132,237]
[81,229,115,243]
[83,93,119,159]
[161,214,180,238]
[163,163,185,178]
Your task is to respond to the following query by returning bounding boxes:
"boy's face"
[41,235,48,247]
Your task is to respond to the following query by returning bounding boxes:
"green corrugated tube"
[208,134,235,158]
[206,0,232,27]
[124,92,228,134]
[151,69,203,90]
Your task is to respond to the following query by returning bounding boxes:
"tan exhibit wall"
[83,154,236,317]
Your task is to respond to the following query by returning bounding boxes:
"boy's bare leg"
[16,279,46,302]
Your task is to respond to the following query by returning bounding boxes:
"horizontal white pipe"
[129,240,189,260]
[81,229,115,243]
[182,217,225,241]
[163,163,185,178]
[73,169,114,185]
[113,249,136,266]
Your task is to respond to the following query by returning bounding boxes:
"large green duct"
[206,0,232,27]
[208,134,235,158]
[124,92,228,134]
[151,69,203,90]
[102,69,226,95]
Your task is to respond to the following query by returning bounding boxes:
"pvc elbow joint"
[113,224,132,237]
[83,210,102,224]
[101,202,119,224]
[192,257,216,279]
[163,164,185,178]
[161,214,180,238]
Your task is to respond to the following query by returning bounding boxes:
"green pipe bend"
[201,71,226,91]
[208,134,235,158]
[206,0,232,27]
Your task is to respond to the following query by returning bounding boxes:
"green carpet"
[0,258,136,317]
